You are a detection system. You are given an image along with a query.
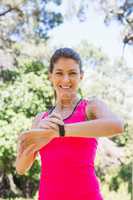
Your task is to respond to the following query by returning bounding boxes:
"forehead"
[53,57,80,71]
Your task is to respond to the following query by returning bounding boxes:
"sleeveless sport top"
[38,98,104,200]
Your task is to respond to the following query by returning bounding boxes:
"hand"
[37,111,64,131]
[17,111,64,156]
[18,128,55,156]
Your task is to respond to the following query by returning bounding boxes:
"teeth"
[62,86,70,88]
[62,87,69,88]
[60,86,70,88]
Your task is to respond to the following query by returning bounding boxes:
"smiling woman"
[15,47,124,200]
[48,48,84,108]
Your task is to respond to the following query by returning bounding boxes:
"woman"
[16,48,124,200]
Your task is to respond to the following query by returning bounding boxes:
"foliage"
[0,0,63,43]
[0,0,63,69]
[0,60,54,198]
[94,0,133,45]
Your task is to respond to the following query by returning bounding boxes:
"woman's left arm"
[65,98,124,138]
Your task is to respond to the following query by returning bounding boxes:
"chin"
[61,94,72,99]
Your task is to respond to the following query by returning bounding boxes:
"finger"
[17,143,23,157]
[19,141,29,153]
[18,140,30,156]
[18,133,26,142]
[45,121,58,130]
[19,133,35,148]
[19,129,44,143]
[47,117,64,125]
[18,134,29,145]
[38,119,58,130]
[39,124,51,129]
[19,129,49,146]
[38,113,63,127]
[20,138,40,155]
[23,144,36,156]
[49,111,62,119]
[18,131,31,142]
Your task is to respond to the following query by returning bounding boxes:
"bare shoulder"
[85,96,119,119]
[85,96,97,120]
[31,112,45,128]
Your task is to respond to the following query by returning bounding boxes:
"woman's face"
[49,57,84,101]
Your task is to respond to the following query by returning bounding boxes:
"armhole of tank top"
[84,98,99,142]
[48,106,55,115]
[40,111,48,120]
[40,106,55,120]
[84,98,90,121]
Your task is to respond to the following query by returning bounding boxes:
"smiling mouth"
[59,86,71,89]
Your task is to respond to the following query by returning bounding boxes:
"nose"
[63,74,70,82]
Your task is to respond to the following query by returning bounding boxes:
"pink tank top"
[38,98,103,200]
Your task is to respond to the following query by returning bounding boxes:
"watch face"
[58,125,65,136]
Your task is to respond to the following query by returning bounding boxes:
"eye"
[55,72,62,75]
[69,72,77,75]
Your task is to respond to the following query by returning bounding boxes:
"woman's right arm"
[15,112,44,175]
[15,111,63,175]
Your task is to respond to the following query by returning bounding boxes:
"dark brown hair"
[49,47,83,73]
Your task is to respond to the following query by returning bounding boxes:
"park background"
[0,0,133,199]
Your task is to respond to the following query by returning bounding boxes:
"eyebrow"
[55,69,77,72]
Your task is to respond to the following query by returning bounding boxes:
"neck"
[56,96,80,110]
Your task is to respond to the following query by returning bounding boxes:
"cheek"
[72,80,80,88]
[51,76,80,87]
[51,77,59,85]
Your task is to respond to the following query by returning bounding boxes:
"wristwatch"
[58,124,65,136]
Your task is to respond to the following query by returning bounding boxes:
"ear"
[48,72,52,82]
[80,72,84,80]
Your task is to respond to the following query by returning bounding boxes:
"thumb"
[50,111,63,119]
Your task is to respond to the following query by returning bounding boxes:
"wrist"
[64,123,76,136]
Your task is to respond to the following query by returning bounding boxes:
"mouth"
[59,85,71,89]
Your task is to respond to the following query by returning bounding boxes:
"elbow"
[15,161,26,175]
[16,168,25,175]
[107,118,124,136]
[114,118,124,134]
[16,165,27,175]
[16,167,26,175]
